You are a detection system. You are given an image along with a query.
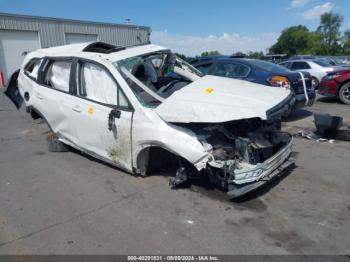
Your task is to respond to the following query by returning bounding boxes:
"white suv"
[5,42,294,198]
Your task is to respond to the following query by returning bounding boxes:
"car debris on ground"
[297,113,350,142]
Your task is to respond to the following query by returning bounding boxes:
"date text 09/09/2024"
[127,255,219,261]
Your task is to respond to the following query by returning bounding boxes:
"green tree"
[201,50,221,56]
[232,51,246,57]
[308,32,325,55]
[246,51,264,59]
[317,12,343,55]
[342,30,350,55]
[269,25,312,56]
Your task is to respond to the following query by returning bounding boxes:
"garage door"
[0,30,41,85]
[65,33,98,44]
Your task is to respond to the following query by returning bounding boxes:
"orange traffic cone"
[0,71,5,88]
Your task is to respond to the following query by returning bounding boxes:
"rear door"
[70,59,133,171]
[35,58,79,145]
[4,57,43,109]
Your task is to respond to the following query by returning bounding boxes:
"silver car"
[280,59,341,88]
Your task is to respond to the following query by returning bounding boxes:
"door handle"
[72,105,82,112]
[36,93,43,100]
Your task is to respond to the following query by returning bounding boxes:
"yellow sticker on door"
[204,87,214,94]
[87,105,94,115]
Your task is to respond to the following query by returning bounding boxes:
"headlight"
[325,74,336,80]
[267,76,291,89]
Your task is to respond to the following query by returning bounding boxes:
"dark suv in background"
[190,56,315,111]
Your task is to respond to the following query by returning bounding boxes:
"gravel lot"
[0,92,349,254]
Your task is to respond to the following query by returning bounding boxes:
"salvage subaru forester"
[5,42,295,198]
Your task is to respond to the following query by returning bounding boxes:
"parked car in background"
[288,55,350,67]
[319,68,350,104]
[190,56,315,111]
[343,57,350,65]
[317,57,350,68]
[279,59,341,88]
[4,42,295,199]
[288,55,315,60]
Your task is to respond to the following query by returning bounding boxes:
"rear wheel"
[47,134,69,152]
[311,77,319,89]
[339,83,350,105]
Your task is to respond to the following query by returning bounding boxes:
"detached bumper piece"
[227,158,295,199]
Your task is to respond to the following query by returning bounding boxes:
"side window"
[118,88,129,108]
[43,60,71,92]
[24,58,42,81]
[291,62,311,70]
[280,62,291,69]
[304,62,311,69]
[211,62,250,78]
[78,62,130,108]
[195,63,212,74]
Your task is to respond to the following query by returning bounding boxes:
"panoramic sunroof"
[82,42,126,54]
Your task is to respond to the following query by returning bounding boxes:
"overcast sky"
[1,0,349,55]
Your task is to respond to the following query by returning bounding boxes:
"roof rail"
[82,42,126,54]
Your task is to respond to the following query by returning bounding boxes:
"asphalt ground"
[0,92,349,254]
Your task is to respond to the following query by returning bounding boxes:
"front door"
[70,60,133,172]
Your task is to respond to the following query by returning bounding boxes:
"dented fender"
[131,108,211,172]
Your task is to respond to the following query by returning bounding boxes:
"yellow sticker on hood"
[204,87,214,94]
[87,105,94,115]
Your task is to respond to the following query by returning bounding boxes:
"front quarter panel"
[131,107,209,171]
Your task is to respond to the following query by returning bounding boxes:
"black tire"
[30,109,41,120]
[311,77,319,89]
[339,83,350,105]
[46,134,69,152]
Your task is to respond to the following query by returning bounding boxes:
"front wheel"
[47,134,69,152]
[339,83,350,105]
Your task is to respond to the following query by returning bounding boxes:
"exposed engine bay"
[172,118,293,198]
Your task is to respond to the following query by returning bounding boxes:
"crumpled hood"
[154,75,292,123]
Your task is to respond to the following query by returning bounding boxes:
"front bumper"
[226,138,293,199]
[318,80,339,97]
[227,158,295,198]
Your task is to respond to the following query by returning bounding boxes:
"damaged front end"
[175,118,293,199]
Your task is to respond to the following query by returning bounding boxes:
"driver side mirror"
[108,108,121,131]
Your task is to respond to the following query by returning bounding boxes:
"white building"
[0,12,151,86]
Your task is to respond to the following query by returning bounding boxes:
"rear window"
[195,63,213,74]
[251,59,290,73]
[24,58,42,80]
[211,62,250,78]
[279,62,291,69]
[313,60,332,67]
